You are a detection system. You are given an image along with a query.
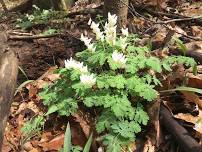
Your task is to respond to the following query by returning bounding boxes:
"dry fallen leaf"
[143,136,155,152]
[26,84,38,99]
[191,26,202,38]
[39,132,53,143]
[29,148,40,152]
[181,91,202,109]
[23,141,34,151]
[73,113,91,138]
[40,134,64,151]
[174,108,202,134]
[2,137,12,152]
[186,71,202,89]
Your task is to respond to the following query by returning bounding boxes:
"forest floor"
[0,0,202,152]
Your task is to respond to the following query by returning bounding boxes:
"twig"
[156,16,202,24]
[7,31,33,36]
[8,33,60,40]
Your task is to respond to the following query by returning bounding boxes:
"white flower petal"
[121,28,129,37]
[65,58,88,73]
[88,18,92,25]
[112,51,127,68]
[80,74,96,86]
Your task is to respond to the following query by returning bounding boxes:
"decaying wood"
[160,104,202,152]
[0,32,18,151]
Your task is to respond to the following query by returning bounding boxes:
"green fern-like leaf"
[135,104,149,125]
[127,77,158,101]
[146,57,162,73]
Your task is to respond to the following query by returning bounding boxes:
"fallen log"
[160,104,202,152]
[0,32,18,151]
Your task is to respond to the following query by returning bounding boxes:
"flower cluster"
[104,13,117,45]
[88,18,104,41]
[65,57,88,73]
[80,34,96,52]
[66,13,129,86]
[65,58,96,86]
[80,74,96,86]
[81,13,129,53]
[120,28,128,51]
[121,28,129,37]
[112,51,127,68]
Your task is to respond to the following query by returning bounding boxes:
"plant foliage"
[40,13,196,151]
[16,5,67,29]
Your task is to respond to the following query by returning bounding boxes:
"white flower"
[65,58,88,73]
[65,57,77,69]
[112,51,127,68]
[32,5,40,10]
[74,62,88,73]
[80,74,96,86]
[108,12,117,27]
[104,13,117,45]
[88,18,92,25]
[81,34,92,46]
[104,23,117,45]
[90,22,99,33]
[80,34,96,52]
[27,14,35,21]
[120,37,128,50]
[98,147,104,152]
[42,10,50,17]
[90,21,104,41]
[121,28,129,37]
[88,43,96,52]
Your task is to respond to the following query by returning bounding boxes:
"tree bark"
[0,32,18,151]
[104,0,129,28]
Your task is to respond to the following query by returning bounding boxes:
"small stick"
[156,16,202,24]
[8,33,60,40]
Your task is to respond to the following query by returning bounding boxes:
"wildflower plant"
[16,5,67,29]
[40,13,196,151]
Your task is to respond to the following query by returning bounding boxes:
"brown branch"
[156,16,202,24]
[8,33,60,40]
[160,104,202,152]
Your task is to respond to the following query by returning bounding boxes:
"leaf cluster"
[39,22,196,151]
[16,5,67,29]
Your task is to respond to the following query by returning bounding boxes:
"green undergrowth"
[16,5,68,29]
[36,13,197,151]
